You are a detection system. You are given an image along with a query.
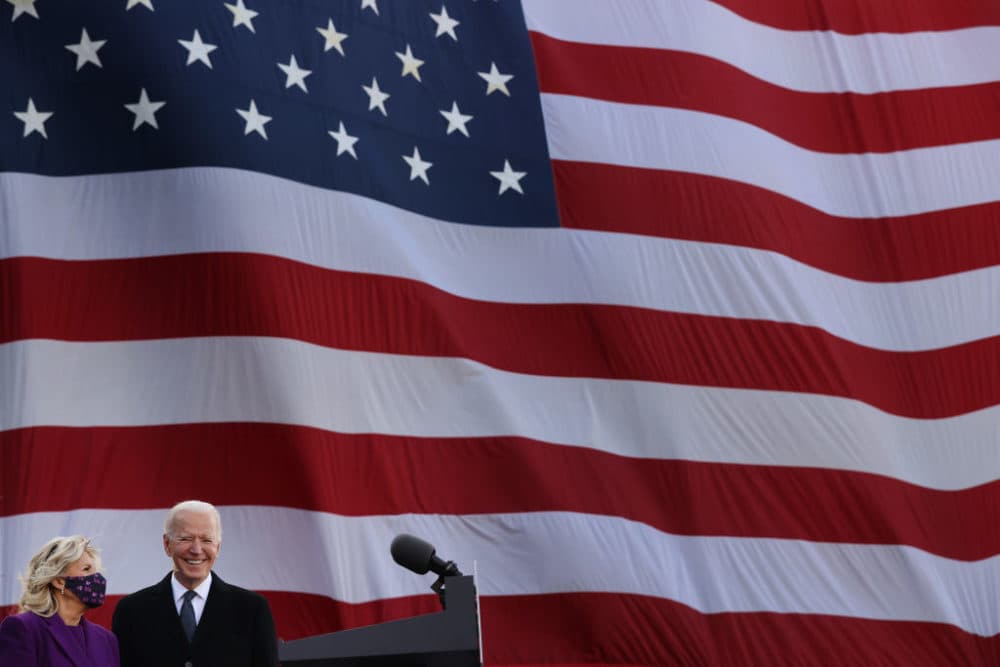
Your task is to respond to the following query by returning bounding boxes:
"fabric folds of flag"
[4,0,1000,665]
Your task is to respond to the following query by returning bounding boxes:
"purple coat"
[0,611,119,667]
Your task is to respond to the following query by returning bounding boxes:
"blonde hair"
[19,536,101,617]
[164,500,222,542]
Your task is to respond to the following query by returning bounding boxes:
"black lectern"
[278,575,481,667]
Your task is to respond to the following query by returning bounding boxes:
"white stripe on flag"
[542,93,1000,218]
[4,337,1000,490]
[3,508,1000,634]
[522,0,1000,93]
[4,170,1000,353]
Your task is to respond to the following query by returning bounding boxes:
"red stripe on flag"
[5,256,1000,418]
[708,0,1000,34]
[481,592,1000,666]
[531,33,1000,154]
[4,425,1000,560]
[553,160,1000,282]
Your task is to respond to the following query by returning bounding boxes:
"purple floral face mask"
[62,572,107,608]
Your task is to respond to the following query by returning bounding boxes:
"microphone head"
[391,534,437,575]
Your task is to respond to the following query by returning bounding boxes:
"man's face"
[163,510,220,589]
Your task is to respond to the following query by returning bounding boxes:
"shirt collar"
[171,570,213,602]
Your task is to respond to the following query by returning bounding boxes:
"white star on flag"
[278,55,311,92]
[328,122,359,159]
[478,62,513,96]
[429,6,459,41]
[440,102,473,137]
[361,0,378,15]
[225,0,258,33]
[125,0,153,10]
[236,99,271,139]
[65,28,107,71]
[14,98,53,139]
[317,19,348,56]
[490,159,526,195]
[403,147,432,185]
[8,0,39,21]
[362,77,390,116]
[395,45,424,82]
[124,88,165,130]
[178,30,217,68]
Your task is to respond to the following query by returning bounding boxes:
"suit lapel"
[154,573,191,647]
[191,573,226,650]
[44,614,83,667]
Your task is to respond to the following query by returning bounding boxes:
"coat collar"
[155,571,228,646]
[192,572,227,646]
[43,612,88,667]
[154,573,193,646]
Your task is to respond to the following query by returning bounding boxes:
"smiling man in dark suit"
[112,500,279,667]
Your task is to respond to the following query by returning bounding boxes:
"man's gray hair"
[163,500,222,541]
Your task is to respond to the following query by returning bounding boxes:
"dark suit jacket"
[112,572,278,667]
[0,610,119,667]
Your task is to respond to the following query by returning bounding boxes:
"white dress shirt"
[171,571,212,625]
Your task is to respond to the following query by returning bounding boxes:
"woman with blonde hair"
[0,535,119,666]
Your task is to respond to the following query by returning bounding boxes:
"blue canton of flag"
[1,0,559,228]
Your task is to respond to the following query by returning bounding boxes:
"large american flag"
[4,0,1000,664]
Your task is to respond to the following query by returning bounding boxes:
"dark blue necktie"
[180,589,197,642]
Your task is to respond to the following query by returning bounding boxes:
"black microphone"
[391,534,462,577]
